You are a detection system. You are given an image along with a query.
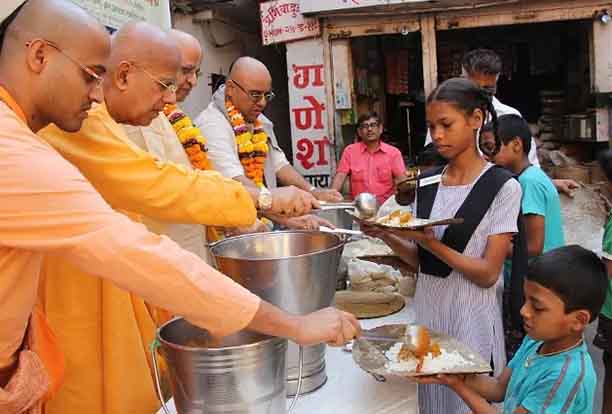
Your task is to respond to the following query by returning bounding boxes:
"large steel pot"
[209,231,345,396]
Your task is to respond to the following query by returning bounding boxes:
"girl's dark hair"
[427,77,499,155]
[598,149,612,182]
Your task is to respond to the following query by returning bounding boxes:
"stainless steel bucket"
[209,231,345,396]
[151,318,302,414]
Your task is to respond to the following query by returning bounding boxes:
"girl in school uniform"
[363,77,522,414]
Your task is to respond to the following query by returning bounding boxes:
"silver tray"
[352,324,492,377]
[348,210,463,230]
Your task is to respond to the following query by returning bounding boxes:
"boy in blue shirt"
[482,114,565,260]
[417,245,607,413]
[482,115,566,359]
[593,149,612,414]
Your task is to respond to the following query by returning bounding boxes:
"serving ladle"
[316,192,379,219]
[360,325,431,357]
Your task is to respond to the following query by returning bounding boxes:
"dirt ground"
[561,185,610,414]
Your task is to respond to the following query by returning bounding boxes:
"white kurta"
[195,85,290,189]
[124,114,210,262]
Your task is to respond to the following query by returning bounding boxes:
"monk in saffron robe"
[0,2,361,413]
[37,21,330,414]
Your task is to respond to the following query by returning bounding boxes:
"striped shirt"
[504,336,595,414]
[414,163,522,414]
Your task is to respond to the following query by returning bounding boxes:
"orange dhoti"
[39,258,168,414]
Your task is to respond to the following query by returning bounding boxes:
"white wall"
[172,13,253,117]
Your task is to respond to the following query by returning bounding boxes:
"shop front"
[279,0,612,182]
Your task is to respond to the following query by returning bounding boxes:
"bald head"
[2,0,108,60]
[225,56,272,122]
[0,0,110,133]
[169,29,201,57]
[229,56,271,84]
[109,21,180,74]
[168,29,202,102]
[104,21,180,127]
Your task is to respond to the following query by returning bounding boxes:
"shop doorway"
[335,32,426,165]
[437,20,593,141]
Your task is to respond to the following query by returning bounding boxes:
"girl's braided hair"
[427,77,499,156]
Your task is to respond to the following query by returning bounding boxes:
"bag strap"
[509,210,528,329]
[415,166,444,220]
[418,165,513,277]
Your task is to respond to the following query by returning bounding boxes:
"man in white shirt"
[197,56,344,229]
[426,49,578,195]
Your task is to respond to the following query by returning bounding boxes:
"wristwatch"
[257,186,273,211]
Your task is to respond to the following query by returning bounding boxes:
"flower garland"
[163,104,225,241]
[226,101,268,188]
[163,104,212,170]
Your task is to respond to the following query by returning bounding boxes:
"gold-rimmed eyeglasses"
[129,62,178,95]
[26,39,105,88]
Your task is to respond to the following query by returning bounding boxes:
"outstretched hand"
[553,179,579,198]
[415,373,468,388]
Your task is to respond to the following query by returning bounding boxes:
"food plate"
[353,324,492,377]
[347,210,464,230]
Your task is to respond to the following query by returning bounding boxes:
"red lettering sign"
[295,137,330,170]
[292,96,325,130]
[292,64,324,89]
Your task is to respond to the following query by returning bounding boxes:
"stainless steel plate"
[352,324,492,377]
[348,210,464,230]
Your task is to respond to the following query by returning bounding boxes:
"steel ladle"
[316,192,379,219]
[360,325,430,355]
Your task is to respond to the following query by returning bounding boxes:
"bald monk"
[0,2,361,414]
[125,29,266,261]
[36,21,325,414]
[197,56,342,230]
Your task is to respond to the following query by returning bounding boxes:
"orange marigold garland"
[226,101,268,188]
[164,104,212,170]
[164,104,225,241]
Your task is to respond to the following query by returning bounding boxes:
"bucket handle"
[150,338,172,414]
[149,339,305,414]
[286,344,304,414]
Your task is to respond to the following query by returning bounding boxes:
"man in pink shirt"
[331,112,407,205]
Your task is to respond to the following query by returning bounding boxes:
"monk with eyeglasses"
[36,15,353,414]
[0,2,361,413]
